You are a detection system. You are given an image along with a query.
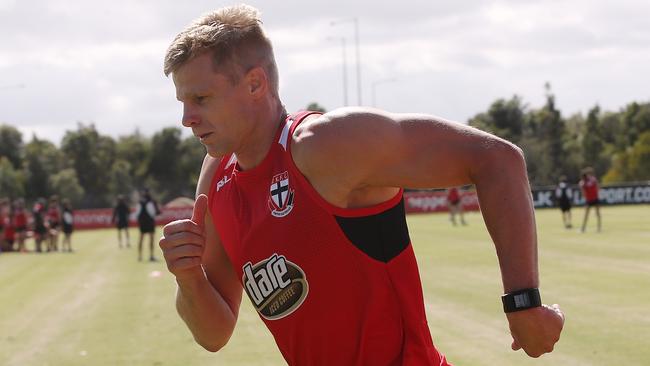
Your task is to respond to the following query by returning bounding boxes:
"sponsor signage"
[531,183,650,208]
[405,183,650,213]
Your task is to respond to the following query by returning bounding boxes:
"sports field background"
[1,205,648,365]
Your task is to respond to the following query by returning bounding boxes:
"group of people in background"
[554,167,602,232]
[447,167,603,232]
[1,187,163,259]
[0,195,74,254]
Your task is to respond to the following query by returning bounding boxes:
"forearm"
[175,274,237,352]
[473,144,538,293]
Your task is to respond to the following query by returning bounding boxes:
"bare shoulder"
[290,107,402,205]
[196,154,222,197]
[292,107,397,172]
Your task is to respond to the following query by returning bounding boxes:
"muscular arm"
[293,107,562,356]
[164,155,242,352]
[296,108,536,288]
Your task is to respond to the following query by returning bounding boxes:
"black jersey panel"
[334,198,411,263]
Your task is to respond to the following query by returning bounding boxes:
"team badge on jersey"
[242,253,309,320]
[268,171,294,217]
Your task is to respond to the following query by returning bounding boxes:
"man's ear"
[245,66,268,98]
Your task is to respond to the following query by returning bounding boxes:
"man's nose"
[182,105,199,127]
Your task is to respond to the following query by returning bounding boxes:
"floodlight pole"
[331,18,362,106]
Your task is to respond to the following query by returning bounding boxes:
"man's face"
[172,53,252,158]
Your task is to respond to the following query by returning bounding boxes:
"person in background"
[3,208,16,252]
[446,186,467,226]
[579,168,601,233]
[32,198,48,253]
[46,195,62,252]
[554,176,573,229]
[0,198,8,252]
[61,199,74,252]
[13,199,28,252]
[135,188,160,262]
[112,195,131,249]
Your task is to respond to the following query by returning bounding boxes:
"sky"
[1,0,649,145]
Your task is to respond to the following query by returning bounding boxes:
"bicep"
[299,108,520,190]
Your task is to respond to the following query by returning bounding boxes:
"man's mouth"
[198,132,213,141]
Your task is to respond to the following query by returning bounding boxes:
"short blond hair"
[164,4,279,95]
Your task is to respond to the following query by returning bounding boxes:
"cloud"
[1,0,649,145]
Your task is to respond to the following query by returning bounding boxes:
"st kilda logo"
[268,171,294,217]
[243,254,309,320]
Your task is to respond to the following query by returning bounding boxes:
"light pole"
[327,36,349,107]
[371,78,397,107]
[331,18,362,106]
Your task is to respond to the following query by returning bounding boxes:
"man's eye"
[195,96,206,104]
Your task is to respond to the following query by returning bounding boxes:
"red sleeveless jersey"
[209,112,450,366]
[580,176,599,202]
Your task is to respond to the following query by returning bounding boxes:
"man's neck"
[234,103,286,171]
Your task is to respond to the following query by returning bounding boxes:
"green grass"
[1,205,649,365]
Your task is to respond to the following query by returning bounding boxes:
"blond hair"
[164,4,279,95]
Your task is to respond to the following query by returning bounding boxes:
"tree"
[627,131,650,180]
[23,136,63,200]
[109,159,134,198]
[179,136,206,197]
[116,130,151,188]
[0,124,24,169]
[49,169,85,207]
[581,106,609,176]
[469,95,526,144]
[526,83,568,185]
[148,127,183,202]
[61,123,115,207]
[306,102,327,113]
[0,156,24,198]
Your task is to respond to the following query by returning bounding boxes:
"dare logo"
[242,254,309,320]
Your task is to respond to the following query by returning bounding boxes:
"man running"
[159,5,564,365]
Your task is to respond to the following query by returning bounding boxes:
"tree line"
[0,124,204,208]
[469,84,650,186]
[2,89,649,208]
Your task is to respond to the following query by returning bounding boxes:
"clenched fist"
[159,194,208,280]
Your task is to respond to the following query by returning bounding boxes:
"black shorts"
[63,224,73,234]
[139,223,155,234]
[116,220,129,229]
[16,226,27,233]
[586,199,600,206]
[559,199,571,212]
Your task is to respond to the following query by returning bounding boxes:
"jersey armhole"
[285,111,404,218]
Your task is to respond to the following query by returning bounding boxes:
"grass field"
[1,205,649,365]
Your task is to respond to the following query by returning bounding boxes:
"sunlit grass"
[1,205,648,365]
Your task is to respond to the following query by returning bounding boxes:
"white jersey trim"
[278,118,294,151]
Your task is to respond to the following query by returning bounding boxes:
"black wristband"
[501,288,541,313]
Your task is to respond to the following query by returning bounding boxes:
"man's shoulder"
[197,154,225,196]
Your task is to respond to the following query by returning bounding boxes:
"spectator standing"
[446,187,467,226]
[135,189,160,261]
[61,199,74,252]
[554,176,573,229]
[112,195,132,249]
[579,168,601,233]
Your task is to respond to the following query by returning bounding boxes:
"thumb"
[191,194,208,228]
